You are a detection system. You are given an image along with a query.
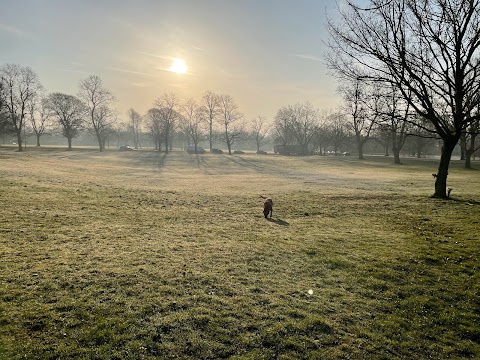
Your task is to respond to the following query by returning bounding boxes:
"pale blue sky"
[1,0,342,121]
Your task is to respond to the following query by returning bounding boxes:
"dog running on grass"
[260,195,273,219]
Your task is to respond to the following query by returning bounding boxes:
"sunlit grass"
[0,147,479,359]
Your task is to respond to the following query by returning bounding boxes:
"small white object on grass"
[307,289,313,295]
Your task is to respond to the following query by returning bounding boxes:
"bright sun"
[168,58,187,74]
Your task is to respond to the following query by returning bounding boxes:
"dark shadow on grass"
[267,218,289,226]
[127,150,168,169]
[429,195,480,206]
[448,198,480,206]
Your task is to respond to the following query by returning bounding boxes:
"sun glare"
[169,58,187,74]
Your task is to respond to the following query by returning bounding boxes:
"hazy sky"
[1,0,343,122]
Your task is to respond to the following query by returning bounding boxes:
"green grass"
[0,147,479,359]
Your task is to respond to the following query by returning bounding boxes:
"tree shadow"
[128,150,168,169]
[448,198,480,206]
[267,218,290,226]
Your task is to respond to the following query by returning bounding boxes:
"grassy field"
[0,146,479,359]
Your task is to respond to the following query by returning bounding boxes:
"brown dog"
[260,195,273,218]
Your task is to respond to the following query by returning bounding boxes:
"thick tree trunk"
[357,135,364,159]
[224,127,232,155]
[392,132,401,164]
[393,147,401,164]
[465,153,472,169]
[95,130,104,152]
[433,139,456,198]
[67,137,72,150]
[460,133,466,160]
[465,145,475,169]
[36,134,41,147]
[465,132,477,169]
[16,130,23,152]
[226,139,232,155]
[209,123,213,151]
[164,133,169,154]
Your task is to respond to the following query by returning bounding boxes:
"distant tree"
[145,108,164,151]
[154,93,179,154]
[288,102,319,155]
[78,75,116,152]
[0,79,11,138]
[0,64,42,151]
[218,94,244,155]
[47,93,85,150]
[465,113,480,169]
[328,0,480,198]
[251,116,270,152]
[311,115,328,155]
[112,122,130,148]
[201,91,221,151]
[340,78,375,159]
[379,86,412,164]
[27,94,51,146]
[127,108,142,149]
[406,116,436,158]
[325,111,349,155]
[273,106,294,150]
[181,98,205,154]
[101,123,119,149]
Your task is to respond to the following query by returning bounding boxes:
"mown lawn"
[0,147,479,359]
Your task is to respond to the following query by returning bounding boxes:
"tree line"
[0,64,117,152]
[0,62,450,160]
[0,65,269,155]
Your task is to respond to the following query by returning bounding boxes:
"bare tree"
[378,85,412,164]
[78,75,116,152]
[465,109,480,168]
[145,108,164,151]
[102,123,119,149]
[311,113,329,155]
[181,98,205,154]
[201,91,220,151]
[47,93,85,150]
[406,116,436,158]
[325,111,349,155]
[154,93,179,154]
[340,78,376,159]
[0,64,42,151]
[127,108,142,149]
[288,102,319,155]
[113,122,131,148]
[27,93,51,146]
[251,116,270,152]
[0,78,11,138]
[328,0,480,198]
[218,94,244,155]
[273,106,295,151]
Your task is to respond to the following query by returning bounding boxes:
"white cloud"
[289,54,323,62]
[106,66,150,76]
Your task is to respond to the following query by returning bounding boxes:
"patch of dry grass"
[0,147,479,359]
